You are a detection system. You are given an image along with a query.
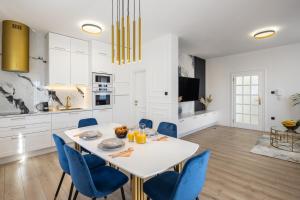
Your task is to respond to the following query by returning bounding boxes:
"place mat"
[153,136,168,141]
[109,147,134,158]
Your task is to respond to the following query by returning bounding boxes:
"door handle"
[258,96,262,105]
[134,100,138,106]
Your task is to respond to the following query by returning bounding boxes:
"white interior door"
[232,72,264,131]
[133,71,147,124]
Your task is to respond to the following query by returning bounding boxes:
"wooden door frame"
[230,70,266,131]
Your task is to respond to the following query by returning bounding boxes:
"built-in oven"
[92,73,113,109]
[93,91,113,109]
[93,73,113,88]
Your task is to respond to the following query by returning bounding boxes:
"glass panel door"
[233,72,263,130]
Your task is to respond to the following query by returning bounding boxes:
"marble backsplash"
[0,71,87,114]
[0,30,88,114]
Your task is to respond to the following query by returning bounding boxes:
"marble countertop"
[178,110,216,119]
[0,108,93,118]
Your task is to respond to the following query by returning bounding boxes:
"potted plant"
[200,95,213,110]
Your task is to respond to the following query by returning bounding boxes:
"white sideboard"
[178,110,218,138]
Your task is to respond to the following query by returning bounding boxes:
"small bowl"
[115,126,128,138]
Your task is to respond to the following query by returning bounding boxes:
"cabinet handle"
[10,126,26,130]
[10,117,26,121]
[54,47,66,51]
[179,119,184,122]
[76,50,85,54]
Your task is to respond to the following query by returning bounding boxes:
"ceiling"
[0,0,300,58]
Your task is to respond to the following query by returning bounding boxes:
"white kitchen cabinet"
[70,53,89,85]
[71,38,89,54]
[25,131,52,152]
[48,33,89,86]
[0,136,22,158]
[91,41,112,73]
[113,95,131,125]
[52,110,93,130]
[49,48,71,85]
[93,109,113,124]
[49,33,71,51]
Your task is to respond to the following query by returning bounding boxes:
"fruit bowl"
[115,126,128,138]
[282,120,300,131]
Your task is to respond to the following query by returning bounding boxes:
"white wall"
[136,34,178,128]
[206,43,300,131]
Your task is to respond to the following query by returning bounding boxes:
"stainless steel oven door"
[93,92,113,109]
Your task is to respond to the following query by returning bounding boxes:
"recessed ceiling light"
[81,24,103,35]
[251,26,279,40]
[254,30,276,39]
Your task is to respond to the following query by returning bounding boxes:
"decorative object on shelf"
[200,95,213,110]
[290,93,300,106]
[115,126,129,138]
[30,56,47,63]
[111,0,142,65]
[281,120,300,132]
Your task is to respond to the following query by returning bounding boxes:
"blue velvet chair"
[64,145,129,200]
[78,118,98,154]
[139,119,153,129]
[53,134,106,200]
[143,150,211,200]
[157,122,177,138]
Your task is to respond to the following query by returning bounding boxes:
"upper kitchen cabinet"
[48,33,89,86]
[91,41,112,74]
[49,33,71,51]
[70,38,89,85]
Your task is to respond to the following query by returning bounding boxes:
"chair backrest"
[52,134,70,174]
[64,145,97,197]
[157,122,177,138]
[171,150,211,200]
[78,118,98,128]
[139,119,153,129]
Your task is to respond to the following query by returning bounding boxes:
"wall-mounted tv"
[179,77,200,102]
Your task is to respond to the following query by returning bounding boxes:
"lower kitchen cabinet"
[113,95,131,125]
[0,136,21,158]
[93,109,113,124]
[25,131,52,152]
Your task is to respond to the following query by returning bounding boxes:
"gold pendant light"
[111,0,115,64]
[111,0,142,65]
[138,0,142,62]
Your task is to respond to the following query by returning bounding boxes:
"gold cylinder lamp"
[2,20,29,72]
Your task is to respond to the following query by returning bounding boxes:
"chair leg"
[92,198,96,200]
[73,190,78,200]
[121,186,126,200]
[54,172,65,199]
[68,182,74,200]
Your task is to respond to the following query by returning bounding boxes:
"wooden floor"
[0,126,300,200]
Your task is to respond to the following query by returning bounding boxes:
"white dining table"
[65,123,199,200]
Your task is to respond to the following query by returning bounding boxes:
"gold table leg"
[75,143,81,151]
[131,175,146,200]
[174,162,184,173]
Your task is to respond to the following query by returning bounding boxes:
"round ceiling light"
[254,30,276,39]
[81,24,103,35]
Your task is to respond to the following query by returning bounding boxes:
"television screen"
[179,77,200,102]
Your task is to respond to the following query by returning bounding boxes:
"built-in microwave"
[93,73,113,88]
